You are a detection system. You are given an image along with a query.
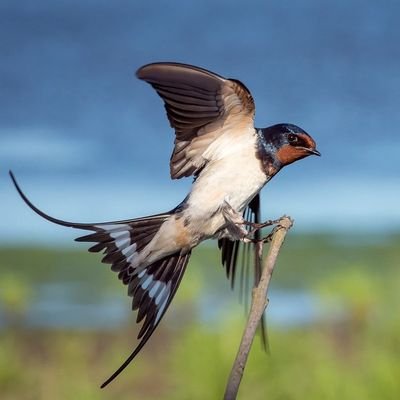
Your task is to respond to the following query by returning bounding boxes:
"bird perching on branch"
[10,62,320,387]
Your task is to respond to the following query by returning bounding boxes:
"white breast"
[184,129,267,238]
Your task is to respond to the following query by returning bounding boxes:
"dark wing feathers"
[136,62,255,179]
[218,194,268,350]
[218,194,261,292]
[220,236,240,290]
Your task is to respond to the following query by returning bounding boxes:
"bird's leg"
[221,202,288,244]
[220,200,251,242]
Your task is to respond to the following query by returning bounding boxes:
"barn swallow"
[9,62,320,387]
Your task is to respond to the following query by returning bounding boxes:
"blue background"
[1,0,399,243]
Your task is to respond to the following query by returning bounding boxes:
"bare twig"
[224,216,294,400]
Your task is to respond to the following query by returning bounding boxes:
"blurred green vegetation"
[0,233,399,399]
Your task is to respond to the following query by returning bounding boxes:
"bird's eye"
[288,133,298,144]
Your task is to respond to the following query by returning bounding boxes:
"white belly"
[184,137,267,239]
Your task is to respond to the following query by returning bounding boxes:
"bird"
[9,62,320,387]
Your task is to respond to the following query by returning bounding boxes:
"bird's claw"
[244,218,282,236]
[246,215,289,243]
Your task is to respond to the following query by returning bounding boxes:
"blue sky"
[1,0,399,243]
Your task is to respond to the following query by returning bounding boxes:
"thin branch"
[224,216,294,400]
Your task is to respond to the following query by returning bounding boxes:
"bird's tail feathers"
[9,170,174,279]
[9,171,193,387]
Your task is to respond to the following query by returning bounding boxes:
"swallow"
[9,62,320,387]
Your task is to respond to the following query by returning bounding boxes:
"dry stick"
[223,216,294,400]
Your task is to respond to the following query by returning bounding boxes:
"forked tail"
[9,171,192,387]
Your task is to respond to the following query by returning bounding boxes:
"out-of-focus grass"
[0,233,399,399]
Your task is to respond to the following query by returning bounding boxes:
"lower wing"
[218,194,269,351]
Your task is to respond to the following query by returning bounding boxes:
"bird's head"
[258,123,320,170]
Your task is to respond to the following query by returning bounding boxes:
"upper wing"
[218,194,268,350]
[136,62,255,179]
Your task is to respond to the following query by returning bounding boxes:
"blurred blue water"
[1,0,399,242]
[0,282,333,330]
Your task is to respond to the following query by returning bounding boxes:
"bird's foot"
[243,218,282,236]
[247,215,291,243]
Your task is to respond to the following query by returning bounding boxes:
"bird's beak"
[308,148,321,157]
[298,147,321,156]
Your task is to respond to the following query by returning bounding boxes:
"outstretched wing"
[218,194,268,350]
[9,171,191,387]
[136,62,255,179]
